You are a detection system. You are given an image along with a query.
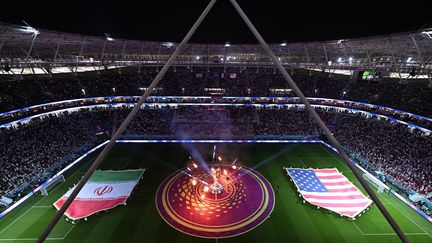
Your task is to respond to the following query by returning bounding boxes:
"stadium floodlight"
[336,39,346,45]
[225,41,230,47]
[162,42,176,48]
[280,41,287,47]
[421,29,432,39]
[18,21,39,37]
[105,33,114,42]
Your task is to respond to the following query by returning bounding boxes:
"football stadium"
[0,1,432,242]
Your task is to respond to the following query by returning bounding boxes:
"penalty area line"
[352,222,427,236]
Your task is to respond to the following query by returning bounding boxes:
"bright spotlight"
[223,169,228,175]
[337,57,342,63]
[162,42,176,48]
[406,57,413,63]
[191,179,197,186]
[225,42,230,47]
[105,33,114,42]
[192,163,198,168]
[232,165,237,170]
[280,41,287,47]
[203,186,209,192]
[217,156,222,162]
[421,30,432,39]
[18,21,39,37]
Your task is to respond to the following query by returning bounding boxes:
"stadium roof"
[0,21,431,76]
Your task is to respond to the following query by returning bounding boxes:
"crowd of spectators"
[334,116,432,195]
[0,113,97,195]
[0,99,431,204]
[1,67,431,118]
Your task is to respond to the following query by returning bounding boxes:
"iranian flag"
[53,169,145,220]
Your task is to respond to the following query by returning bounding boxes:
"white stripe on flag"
[63,181,138,199]
[319,178,347,183]
[325,206,368,212]
[302,191,363,197]
[324,184,356,189]
[314,172,342,176]
[305,198,371,204]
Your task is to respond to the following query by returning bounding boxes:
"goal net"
[40,175,66,196]
[362,173,387,194]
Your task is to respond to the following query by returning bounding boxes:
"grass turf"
[0,143,431,243]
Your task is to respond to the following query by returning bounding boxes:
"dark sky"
[1,0,431,44]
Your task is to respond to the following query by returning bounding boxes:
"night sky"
[1,0,431,44]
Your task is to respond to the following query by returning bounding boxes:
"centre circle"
[155,163,275,239]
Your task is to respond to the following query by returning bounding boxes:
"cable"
[229,0,409,242]
[36,0,218,241]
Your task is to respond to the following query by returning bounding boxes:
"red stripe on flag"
[317,175,344,179]
[320,181,351,186]
[337,211,357,217]
[54,197,127,220]
[314,169,338,173]
[302,194,365,200]
[327,187,358,192]
[313,202,371,208]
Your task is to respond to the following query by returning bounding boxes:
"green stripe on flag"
[89,169,145,182]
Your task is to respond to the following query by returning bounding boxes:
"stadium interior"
[0,1,431,242]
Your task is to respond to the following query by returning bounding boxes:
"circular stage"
[155,163,275,239]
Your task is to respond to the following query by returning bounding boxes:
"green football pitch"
[0,143,431,243]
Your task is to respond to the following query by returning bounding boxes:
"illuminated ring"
[156,164,274,239]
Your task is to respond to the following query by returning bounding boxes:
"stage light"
[280,41,287,47]
[225,42,230,47]
[203,186,209,192]
[191,179,197,186]
[196,56,200,60]
[232,165,237,170]
[192,163,198,168]
[200,194,205,199]
[217,156,222,162]
[223,169,228,175]
[406,57,413,63]
[337,57,342,63]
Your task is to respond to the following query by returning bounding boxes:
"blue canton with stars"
[287,169,328,192]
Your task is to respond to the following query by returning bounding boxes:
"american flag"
[286,168,372,218]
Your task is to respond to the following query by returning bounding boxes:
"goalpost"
[362,173,387,194]
[40,175,66,196]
